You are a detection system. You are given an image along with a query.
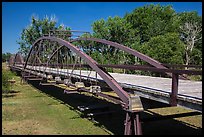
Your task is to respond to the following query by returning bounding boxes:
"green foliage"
[190,48,202,65]
[90,4,202,75]
[16,4,202,79]
[2,52,12,62]
[178,11,202,25]
[17,15,71,57]
[125,4,180,44]
[2,69,16,93]
[92,16,133,44]
[90,4,185,68]
[139,33,185,64]
[91,16,137,66]
[17,16,56,57]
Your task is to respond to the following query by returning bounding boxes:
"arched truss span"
[9,55,15,66]
[71,37,168,70]
[12,52,24,66]
[48,37,171,77]
[24,36,132,109]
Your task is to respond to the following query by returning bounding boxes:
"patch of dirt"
[2,119,58,135]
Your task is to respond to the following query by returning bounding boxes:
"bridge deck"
[11,65,202,111]
[110,73,202,99]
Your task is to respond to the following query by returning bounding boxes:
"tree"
[17,15,71,58]
[138,33,185,65]
[2,52,12,62]
[92,16,134,44]
[125,4,180,44]
[91,16,135,66]
[90,4,202,70]
[178,12,202,67]
[90,4,183,67]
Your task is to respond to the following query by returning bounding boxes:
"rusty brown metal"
[10,52,24,67]
[8,55,15,66]
[71,38,195,80]
[124,112,131,135]
[98,64,202,75]
[14,52,24,64]
[34,37,196,79]
[9,35,202,135]
[95,92,123,104]
[19,63,202,75]
[71,38,168,69]
[124,111,142,135]
[170,73,179,106]
[23,36,132,109]
[162,63,202,69]
[135,113,142,135]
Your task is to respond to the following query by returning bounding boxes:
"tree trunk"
[185,51,190,70]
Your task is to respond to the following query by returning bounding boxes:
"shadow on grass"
[27,80,202,135]
[8,90,20,94]
[2,94,16,98]
[141,110,202,135]
[2,90,20,98]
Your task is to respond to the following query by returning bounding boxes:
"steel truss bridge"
[8,30,202,135]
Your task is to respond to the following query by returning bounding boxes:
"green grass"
[2,63,202,135]
[2,63,16,93]
[2,68,112,135]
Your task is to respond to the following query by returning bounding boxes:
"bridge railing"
[95,64,202,106]
[12,61,202,107]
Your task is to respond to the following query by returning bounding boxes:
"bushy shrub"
[2,69,15,93]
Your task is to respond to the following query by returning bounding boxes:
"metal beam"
[23,36,132,109]
[71,38,168,70]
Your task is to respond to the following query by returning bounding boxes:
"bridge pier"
[124,95,143,135]
[124,111,142,135]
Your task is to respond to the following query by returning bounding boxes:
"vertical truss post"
[170,73,179,106]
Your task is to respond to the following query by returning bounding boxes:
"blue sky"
[2,2,202,54]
